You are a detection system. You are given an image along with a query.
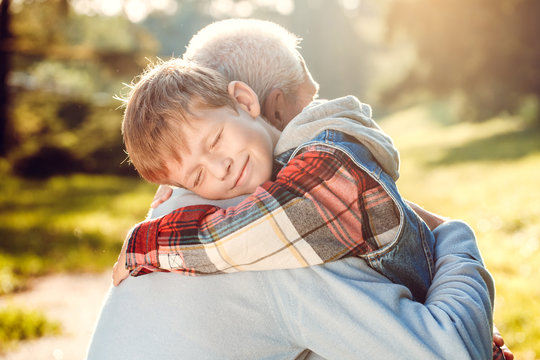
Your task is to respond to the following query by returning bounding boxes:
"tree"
[384,0,540,122]
[286,0,374,101]
[5,0,159,177]
[0,0,11,156]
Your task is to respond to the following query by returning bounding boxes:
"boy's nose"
[206,155,232,180]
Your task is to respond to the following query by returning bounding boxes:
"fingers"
[152,185,166,201]
[151,186,173,208]
[502,346,514,360]
[112,262,122,286]
[492,332,504,347]
[493,326,514,360]
[112,228,135,286]
[405,200,447,230]
[112,262,129,287]
[492,325,504,346]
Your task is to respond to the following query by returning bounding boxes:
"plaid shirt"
[126,144,400,276]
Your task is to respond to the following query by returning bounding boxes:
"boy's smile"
[166,104,280,200]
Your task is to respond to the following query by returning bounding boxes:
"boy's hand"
[112,252,129,286]
[151,185,173,208]
[406,201,448,231]
[112,231,131,286]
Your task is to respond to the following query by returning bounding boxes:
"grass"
[0,175,154,277]
[379,103,540,359]
[0,173,155,349]
[0,173,155,294]
[0,307,61,352]
[0,175,154,293]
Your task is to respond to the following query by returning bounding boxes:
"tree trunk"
[0,0,11,157]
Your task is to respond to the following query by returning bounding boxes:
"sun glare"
[70,0,178,23]
[124,0,148,23]
[209,0,294,17]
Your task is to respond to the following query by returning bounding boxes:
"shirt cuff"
[125,218,162,271]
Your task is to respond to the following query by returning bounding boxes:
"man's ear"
[262,88,286,130]
[228,81,260,118]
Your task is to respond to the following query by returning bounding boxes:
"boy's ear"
[262,88,286,130]
[228,81,261,118]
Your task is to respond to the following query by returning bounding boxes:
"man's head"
[184,18,319,130]
[122,58,280,199]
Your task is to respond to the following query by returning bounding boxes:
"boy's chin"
[225,185,259,199]
[202,189,250,201]
[199,183,262,200]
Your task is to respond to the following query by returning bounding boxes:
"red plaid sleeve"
[125,146,399,276]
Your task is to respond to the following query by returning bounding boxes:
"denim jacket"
[278,129,435,301]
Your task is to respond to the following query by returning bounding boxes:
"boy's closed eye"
[193,168,204,188]
[211,129,223,149]
[192,128,222,188]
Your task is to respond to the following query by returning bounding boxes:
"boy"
[116,58,435,302]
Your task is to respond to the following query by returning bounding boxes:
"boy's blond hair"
[184,18,314,105]
[121,58,236,184]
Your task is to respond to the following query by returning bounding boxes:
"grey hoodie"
[275,95,400,181]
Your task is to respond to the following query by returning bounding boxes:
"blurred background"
[0,0,539,358]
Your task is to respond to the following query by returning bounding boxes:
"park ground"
[0,272,110,360]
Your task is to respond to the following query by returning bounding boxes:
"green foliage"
[380,102,540,359]
[29,60,101,97]
[4,0,159,176]
[4,0,385,177]
[9,90,133,178]
[10,1,158,65]
[141,0,212,58]
[285,0,374,100]
[385,0,540,123]
[0,307,61,352]
[66,13,151,53]
[0,173,155,294]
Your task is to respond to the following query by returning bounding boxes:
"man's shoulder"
[295,130,363,157]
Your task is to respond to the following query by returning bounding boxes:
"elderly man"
[87,19,505,359]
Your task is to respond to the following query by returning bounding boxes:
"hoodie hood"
[274,95,400,180]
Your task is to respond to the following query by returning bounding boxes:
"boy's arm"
[112,187,247,285]
[125,145,393,276]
